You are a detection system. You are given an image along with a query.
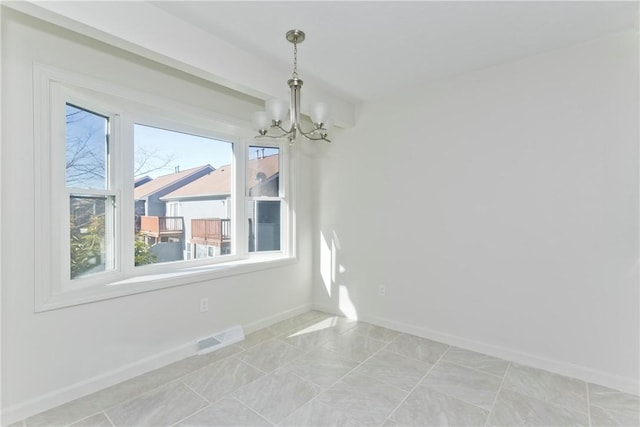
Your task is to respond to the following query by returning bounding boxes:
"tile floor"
[10,310,640,427]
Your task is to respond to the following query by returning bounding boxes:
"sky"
[134,124,233,179]
[66,107,277,185]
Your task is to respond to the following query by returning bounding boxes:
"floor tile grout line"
[380,344,452,427]
[439,357,508,380]
[499,366,594,419]
[86,374,199,424]
[483,361,512,427]
[60,410,111,427]
[167,402,213,427]
[180,380,213,405]
[230,396,277,427]
[233,354,270,375]
[54,347,247,427]
[102,411,116,427]
[236,348,295,375]
[276,329,398,426]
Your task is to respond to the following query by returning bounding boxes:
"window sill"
[36,255,297,312]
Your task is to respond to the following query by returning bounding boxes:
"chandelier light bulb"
[310,102,329,126]
[266,98,288,123]
[251,111,270,132]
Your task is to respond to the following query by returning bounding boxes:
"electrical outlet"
[379,285,386,297]
[200,297,209,313]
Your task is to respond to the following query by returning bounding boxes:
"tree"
[70,212,105,279]
[135,233,157,266]
[66,106,172,276]
[66,106,176,186]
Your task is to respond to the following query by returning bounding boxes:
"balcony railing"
[139,216,184,237]
[191,218,231,247]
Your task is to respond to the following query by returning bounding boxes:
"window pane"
[65,104,109,189]
[248,200,281,252]
[247,146,279,197]
[134,125,233,265]
[70,195,115,279]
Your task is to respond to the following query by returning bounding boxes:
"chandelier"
[252,29,331,143]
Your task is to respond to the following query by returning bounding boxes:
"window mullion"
[118,115,135,275]
[235,139,248,259]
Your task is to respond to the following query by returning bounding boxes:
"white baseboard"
[312,303,639,396]
[1,303,312,426]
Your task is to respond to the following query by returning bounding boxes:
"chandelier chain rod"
[292,40,298,79]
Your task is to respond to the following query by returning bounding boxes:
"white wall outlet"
[379,285,386,297]
[200,297,209,313]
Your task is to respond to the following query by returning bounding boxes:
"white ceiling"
[150,1,638,103]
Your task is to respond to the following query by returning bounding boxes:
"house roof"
[134,165,214,199]
[134,175,152,187]
[247,154,279,190]
[160,154,279,200]
[161,165,231,200]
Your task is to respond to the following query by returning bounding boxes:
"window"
[66,104,116,279]
[133,124,233,266]
[247,146,282,253]
[34,65,294,311]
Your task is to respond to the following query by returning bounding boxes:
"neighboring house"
[161,165,232,259]
[134,175,152,187]
[159,154,280,259]
[134,165,214,262]
[134,165,215,219]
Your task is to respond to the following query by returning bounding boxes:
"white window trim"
[33,64,297,312]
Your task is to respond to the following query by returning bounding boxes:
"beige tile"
[182,357,264,402]
[278,324,338,351]
[25,346,241,427]
[422,361,502,410]
[443,347,509,377]
[238,328,278,350]
[321,329,387,362]
[236,339,305,372]
[175,397,271,427]
[590,405,639,427]
[488,388,588,426]
[502,363,588,414]
[233,369,321,424]
[589,383,640,426]
[347,323,400,343]
[390,386,488,426]
[279,399,366,427]
[68,412,114,427]
[267,311,331,336]
[385,333,449,364]
[106,381,207,427]
[283,348,359,388]
[315,372,407,426]
[354,350,431,391]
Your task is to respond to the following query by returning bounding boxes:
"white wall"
[1,9,314,421]
[313,30,639,393]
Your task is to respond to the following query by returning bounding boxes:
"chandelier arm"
[272,123,295,134]
[297,126,328,136]
[255,134,293,140]
[297,127,331,142]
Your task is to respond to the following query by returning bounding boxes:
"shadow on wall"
[320,229,357,319]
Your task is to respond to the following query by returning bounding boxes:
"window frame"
[33,64,296,312]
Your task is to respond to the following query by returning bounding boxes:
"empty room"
[1,1,638,426]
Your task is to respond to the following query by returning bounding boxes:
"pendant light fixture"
[252,29,331,143]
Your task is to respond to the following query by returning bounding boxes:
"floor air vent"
[196,325,245,355]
